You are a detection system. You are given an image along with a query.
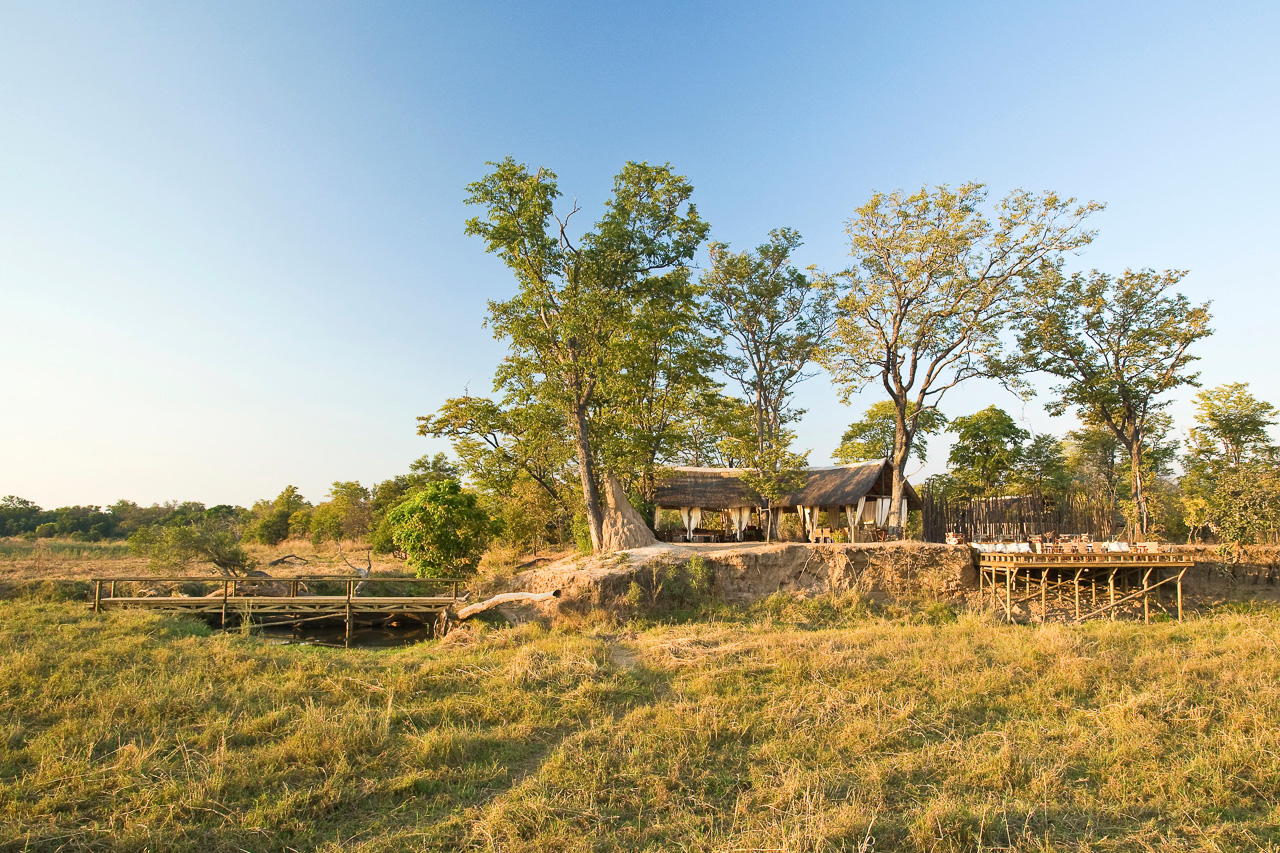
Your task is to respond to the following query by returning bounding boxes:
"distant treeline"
[0,497,224,542]
[1,453,459,551]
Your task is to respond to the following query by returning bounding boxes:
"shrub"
[386,480,500,577]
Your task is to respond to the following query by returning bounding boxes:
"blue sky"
[2,1,1278,508]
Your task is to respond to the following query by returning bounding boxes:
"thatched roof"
[654,459,921,511]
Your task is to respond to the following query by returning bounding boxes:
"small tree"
[129,514,255,577]
[386,480,500,577]
[1014,434,1071,502]
[946,406,1029,497]
[1187,383,1277,469]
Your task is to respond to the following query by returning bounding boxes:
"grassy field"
[3,591,1280,852]
[0,537,421,583]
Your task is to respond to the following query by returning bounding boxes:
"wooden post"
[1005,568,1012,622]
[1142,567,1153,624]
[1108,569,1116,621]
[94,580,101,613]
[1041,567,1047,617]
[109,580,116,599]
[1177,569,1184,622]
[221,580,228,629]
[1073,567,1083,620]
[345,580,353,640]
[452,580,458,601]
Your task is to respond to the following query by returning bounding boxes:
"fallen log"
[454,589,561,621]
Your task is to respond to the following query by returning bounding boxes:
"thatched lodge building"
[653,458,922,542]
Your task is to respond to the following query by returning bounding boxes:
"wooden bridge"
[977,552,1194,623]
[92,575,468,638]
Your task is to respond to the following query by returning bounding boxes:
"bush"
[34,523,56,539]
[386,480,500,577]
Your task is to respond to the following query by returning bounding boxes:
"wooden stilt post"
[94,580,101,613]
[109,580,116,599]
[1142,567,1153,624]
[1074,567,1083,620]
[1108,569,1116,621]
[221,579,228,629]
[1041,567,1047,617]
[345,579,353,640]
[1177,568,1186,622]
[1005,568,1012,622]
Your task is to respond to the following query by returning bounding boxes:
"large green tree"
[703,228,831,457]
[822,184,1100,530]
[463,158,709,551]
[1019,267,1212,537]
[1181,383,1279,546]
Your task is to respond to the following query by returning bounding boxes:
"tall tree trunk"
[1129,436,1148,539]
[889,407,910,529]
[571,404,604,551]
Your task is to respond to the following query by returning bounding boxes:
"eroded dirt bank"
[511,541,975,608]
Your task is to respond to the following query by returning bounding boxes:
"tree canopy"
[822,183,1100,529]
[1019,266,1212,536]
[946,406,1029,497]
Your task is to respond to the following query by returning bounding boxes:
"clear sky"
[2,1,1278,509]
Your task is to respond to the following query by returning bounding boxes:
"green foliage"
[1020,265,1213,535]
[837,400,946,464]
[703,228,831,455]
[1181,384,1280,545]
[368,454,465,555]
[287,508,311,539]
[946,405,1029,497]
[308,502,340,545]
[1013,433,1071,501]
[386,480,499,577]
[1187,383,1277,469]
[823,183,1100,526]
[128,514,255,576]
[246,485,309,547]
[571,512,593,555]
[461,156,710,551]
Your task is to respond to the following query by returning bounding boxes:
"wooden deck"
[976,552,1194,623]
[92,575,468,637]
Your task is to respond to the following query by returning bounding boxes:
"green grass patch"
[3,600,1280,850]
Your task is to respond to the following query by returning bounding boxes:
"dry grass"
[0,537,409,583]
[3,592,1280,851]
